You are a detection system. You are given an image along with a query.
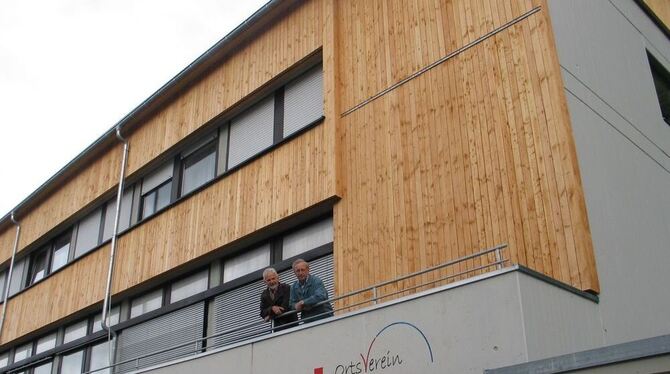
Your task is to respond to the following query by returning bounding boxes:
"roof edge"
[0,0,284,230]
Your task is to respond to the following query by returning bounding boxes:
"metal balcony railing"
[86,243,508,374]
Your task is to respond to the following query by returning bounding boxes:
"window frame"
[139,180,173,220]
[179,138,218,197]
[26,247,50,287]
[648,51,670,126]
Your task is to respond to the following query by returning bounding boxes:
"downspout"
[101,127,129,365]
[0,212,21,339]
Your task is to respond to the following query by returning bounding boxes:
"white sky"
[0,0,268,218]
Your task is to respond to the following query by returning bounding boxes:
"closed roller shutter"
[208,254,334,350]
[278,254,334,300]
[208,280,270,349]
[227,95,275,169]
[115,302,204,373]
[283,65,323,137]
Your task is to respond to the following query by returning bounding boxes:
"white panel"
[227,96,274,169]
[142,162,174,194]
[282,217,333,260]
[283,65,323,137]
[548,0,670,345]
[74,208,102,258]
[223,244,270,283]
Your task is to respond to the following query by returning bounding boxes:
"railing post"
[372,286,378,305]
[135,358,140,370]
[495,247,503,270]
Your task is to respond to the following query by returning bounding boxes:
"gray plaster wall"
[141,270,602,374]
[547,0,670,346]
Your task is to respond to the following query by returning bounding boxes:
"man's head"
[263,267,279,290]
[292,259,310,283]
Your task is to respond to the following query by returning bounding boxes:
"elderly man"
[289,258,333,323]
[260,267,297,331]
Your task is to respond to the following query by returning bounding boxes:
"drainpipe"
[101,127,129,365]
[0,212,21,339]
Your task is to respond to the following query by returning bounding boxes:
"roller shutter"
[115,302,204,373]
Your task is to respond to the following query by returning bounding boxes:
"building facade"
[0,0,668,373]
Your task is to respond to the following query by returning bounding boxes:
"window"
[35,333,56,354]
[283,65,324,137]
[130,288,163,318]
[0,271,6,302]
[102,187,134,241]
[64,320,88,344]
[27,248,49,285]
[227,95,275,169]
[170,270,208,303]
[0,351,8,368]
[50,231,71,273]
[140,162,174,219]
[61,349,84,373]
[282,217,333,260]
[74,208,103,258]
[92,306,120,333]
[13,342,32,362]
[8,258,26,297]
[649,52,670,125]
[223,244,270,283]
[181,139,217,195]
[89,340,113,374]
[32,361,52,374]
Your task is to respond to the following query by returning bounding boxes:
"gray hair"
[291,258,309,269]
[262,267,278,279]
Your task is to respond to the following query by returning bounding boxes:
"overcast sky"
[0,0,268,218]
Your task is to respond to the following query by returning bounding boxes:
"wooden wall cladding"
[2,0,323,261]
[0,246,108,345]
[645,0,670,28]
[113,122,335,294]
[333,0,599,297]
[0,121,335,345]
[125,0,323,176]
[0,227,16,265]
[8,150,122,262]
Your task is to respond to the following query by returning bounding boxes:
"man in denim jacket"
[289,258,334,323]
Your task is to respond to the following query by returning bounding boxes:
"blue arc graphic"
[369,321,434,363]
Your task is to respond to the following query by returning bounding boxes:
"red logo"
[314,368,324,374]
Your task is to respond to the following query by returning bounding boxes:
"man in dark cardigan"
[260,267,298,331]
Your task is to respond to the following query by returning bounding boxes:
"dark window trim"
[3,217,332,370]
[111,243,332,335]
